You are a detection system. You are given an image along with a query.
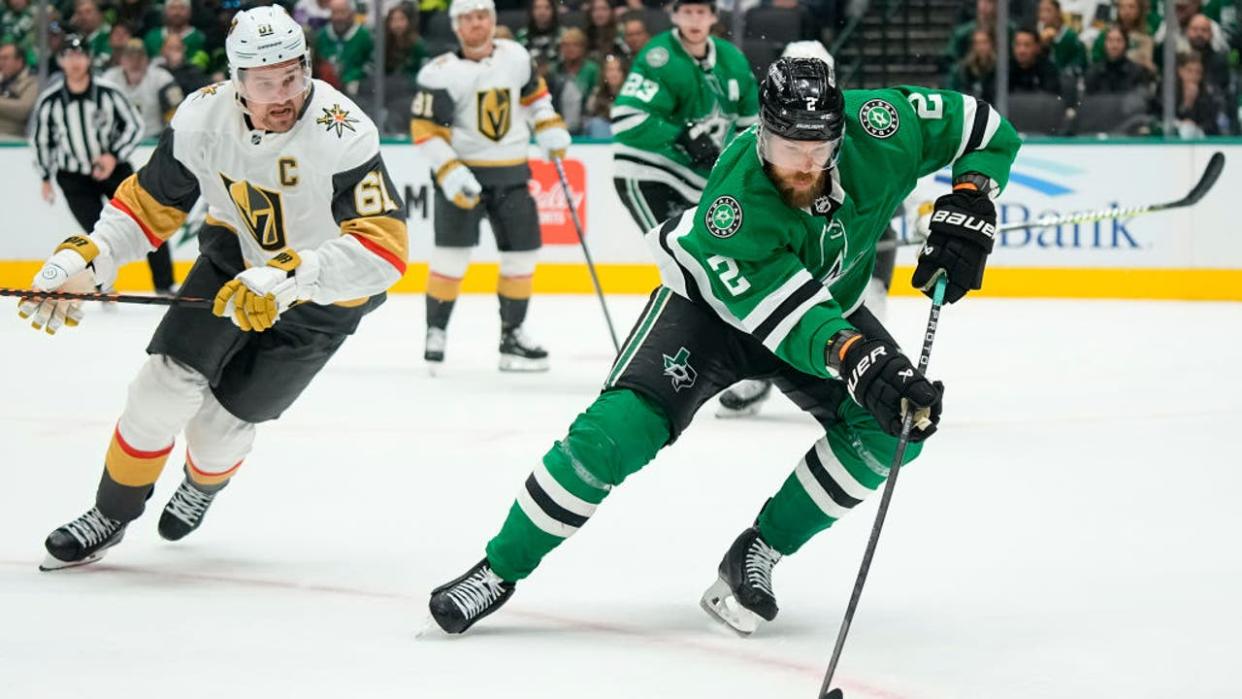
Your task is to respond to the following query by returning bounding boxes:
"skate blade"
[425,360,443,377]
[498,355,549,373]
[699,577,763,637]
[38,549,108,572]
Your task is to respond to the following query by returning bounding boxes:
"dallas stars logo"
[859,99,899,139]
[705,195,743,239]
[316,104,358,138]
[662,347,698,392]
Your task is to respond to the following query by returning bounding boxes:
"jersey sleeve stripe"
[520,77,550,106]
[751,277,825,343]
[742,269,815,334]
[760,285,831,352]
[978,105,1001,151]
[963,97,991,154]
[952,94,979,163]
[108,174,188,245]
[343,216,409,274]
[411,118,451,144]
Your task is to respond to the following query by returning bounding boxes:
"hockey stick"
[818,275,949,699]
[0,287,212,308]
[996,150,1225,233]
[552,157,620,353]
[873,151,1226,253]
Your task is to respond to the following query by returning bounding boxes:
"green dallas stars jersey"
[610,29,759,201]
[647,86,1020,380]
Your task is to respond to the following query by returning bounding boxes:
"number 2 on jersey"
[907,92,943,119]
[707,255,751,295]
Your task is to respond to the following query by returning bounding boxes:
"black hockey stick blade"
[997,151,1225,233]
[823,691,844,699]
[0,287,212,308]
[1154,150,1225,211]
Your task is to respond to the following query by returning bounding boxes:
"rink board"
[1,140,1238,300]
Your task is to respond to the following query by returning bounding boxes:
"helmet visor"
[758,126,839,171]
[236,60,310,104]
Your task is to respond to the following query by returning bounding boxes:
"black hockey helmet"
[758,57,844,170]
[760,56,844,142]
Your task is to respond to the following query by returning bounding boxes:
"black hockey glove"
[831,332,944,442]
[911,186,997,304]
[676,123,721,169]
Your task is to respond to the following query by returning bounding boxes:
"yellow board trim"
[1,261,1240,300]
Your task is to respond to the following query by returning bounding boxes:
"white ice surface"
[1,294,1240,699]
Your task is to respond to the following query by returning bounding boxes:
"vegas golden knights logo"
[221,175,287,251]
[476,88,511,142]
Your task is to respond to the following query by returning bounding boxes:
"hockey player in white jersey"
[19,5,409,570]
[410,0,571,372]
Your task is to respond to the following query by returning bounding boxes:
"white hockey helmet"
[226,5,311,104]
[450,0,496,29]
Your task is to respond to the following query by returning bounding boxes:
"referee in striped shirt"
[30,34,174,294]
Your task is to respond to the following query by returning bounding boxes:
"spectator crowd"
[945,0,1241,135]
[2,0,1239,141]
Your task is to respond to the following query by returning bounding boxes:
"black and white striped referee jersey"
[29,75,144,181]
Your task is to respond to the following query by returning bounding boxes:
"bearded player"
[424,57,1017,636]
[20,5,409,570]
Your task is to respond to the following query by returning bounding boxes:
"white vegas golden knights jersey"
[90,79,409,305]
[411,39,559,185]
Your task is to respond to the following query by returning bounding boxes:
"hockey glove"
[436,161,482,210]
[18,235,114,335]
[831,331,943,442]
[676,123,721,170]
[534,117,571,160]
[213,249,320,332]
[911,186,997,304]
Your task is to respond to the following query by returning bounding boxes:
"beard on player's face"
[765,162,826,209]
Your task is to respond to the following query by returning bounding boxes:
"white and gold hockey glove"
[436,160,482,210]
[534,117,571,160]
[212,249,320,333]
[18,235,115,335]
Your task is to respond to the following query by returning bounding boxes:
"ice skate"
[700,527,782,636]
[41,507,127,571]
[158,477,221,541]
[715,379,773,418]
[428,558,516,634]
[498,326,549,372]
[425,327,447,374]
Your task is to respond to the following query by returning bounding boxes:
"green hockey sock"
[486,389,670,582]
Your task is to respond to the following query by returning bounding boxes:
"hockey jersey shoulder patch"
[314,102,361,138]
[857,98,900,139]
[704,195,743,239]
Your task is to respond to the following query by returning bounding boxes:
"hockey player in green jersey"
[610,0,758,233]
[428,57,1020,635]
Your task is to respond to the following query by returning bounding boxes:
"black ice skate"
[158,477,221,541]
[498,326,549,372]
[700,527,783,635]
[429,558,516,634]
[41,507,127,571]
[716,379,774,418]
[425,327,447,372]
